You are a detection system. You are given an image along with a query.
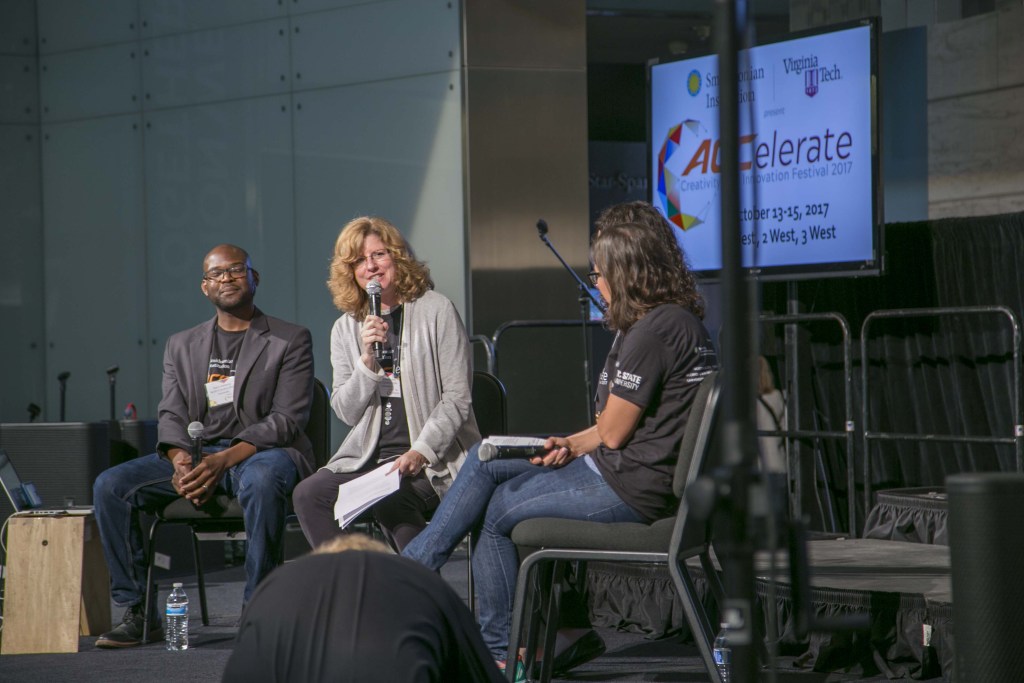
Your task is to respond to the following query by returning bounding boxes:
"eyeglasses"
[587,271,602,287]
[350,249,391,267]
[203,264,251,282]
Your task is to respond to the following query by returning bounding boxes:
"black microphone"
[106,365,119,379]
[187,421,204,468]
[366,279,385,361]
[27,403,41,422]
[536,218,549,236]
[478,437,549,462]
[57,371,70,382]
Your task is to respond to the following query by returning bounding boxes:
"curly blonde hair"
[312,533,392,555]
[326,216,433,319]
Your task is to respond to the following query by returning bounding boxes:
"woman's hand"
[360,315,388,369]
[531,436,576,468]
[389,449,429,477]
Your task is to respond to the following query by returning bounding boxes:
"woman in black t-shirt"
[402,221,719,671]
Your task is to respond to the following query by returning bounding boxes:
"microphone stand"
[536,219,606,426]
[57,371,70,422]
[107,365,120,422]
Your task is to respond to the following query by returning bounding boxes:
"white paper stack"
[333,464,401,529]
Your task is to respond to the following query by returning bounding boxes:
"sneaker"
[96,605,163,648]
[496,657,526,682]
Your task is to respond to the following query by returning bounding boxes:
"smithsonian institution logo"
[687,69,701,96]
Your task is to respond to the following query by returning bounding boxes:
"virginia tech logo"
[805,69,818,97]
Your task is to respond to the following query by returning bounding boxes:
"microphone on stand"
[27,403,41,422]
[57,371,71,422]
[106,365,120,422]
[366,280,385,360]
[187,421,204,468]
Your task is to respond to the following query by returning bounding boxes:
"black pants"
[293,465,439,551]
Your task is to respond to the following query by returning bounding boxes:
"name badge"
[379,375,402,399]
[205,376,235,407]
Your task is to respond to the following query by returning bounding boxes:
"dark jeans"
[93,445,299,607]
[292,465,439,551]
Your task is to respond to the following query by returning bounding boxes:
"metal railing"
[470,334,495,375]
[860,305,1023,514]
[760,312,856,535]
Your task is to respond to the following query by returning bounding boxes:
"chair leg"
[537,560,564,683]
[143,518,162,644]
[507,554,543,683]
[670,557,721,683]
[190,529,209,626]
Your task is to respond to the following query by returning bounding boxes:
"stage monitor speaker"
[947,472,1024,683]
[0,422,110,521]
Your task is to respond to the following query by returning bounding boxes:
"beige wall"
[791,0,1024,220]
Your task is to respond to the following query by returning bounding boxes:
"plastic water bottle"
[713,622,732,682]
[165,582,189,651]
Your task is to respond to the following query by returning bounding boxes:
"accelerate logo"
[687,70,701,96]
[656,118,716,231]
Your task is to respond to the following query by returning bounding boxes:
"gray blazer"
[155,308,316,478]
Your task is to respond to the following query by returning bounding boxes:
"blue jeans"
[93,444,299,607]
[402,444,643,659]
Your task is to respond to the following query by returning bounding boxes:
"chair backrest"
[304,379,331,468]
[471,370,508,438]
[672,371,721,499]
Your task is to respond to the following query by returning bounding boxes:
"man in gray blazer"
[93,244,315,648]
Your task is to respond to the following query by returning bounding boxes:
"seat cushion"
[159,495,245,520]
[511,517,673,553]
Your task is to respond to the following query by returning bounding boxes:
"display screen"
[649,20,882,280]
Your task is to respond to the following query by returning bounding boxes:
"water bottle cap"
[173,582,183,588]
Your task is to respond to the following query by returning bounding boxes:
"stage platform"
[588,537,953,681]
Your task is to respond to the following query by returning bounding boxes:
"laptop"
[0,448,93,516]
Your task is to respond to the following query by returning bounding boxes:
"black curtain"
[762,211,1024,533]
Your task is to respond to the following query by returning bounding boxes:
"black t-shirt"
[222,552,505,683]
[377,306,411,462]
[592,304,718,522]
[205,326,245,440]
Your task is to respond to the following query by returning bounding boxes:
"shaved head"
[204,244,250,272]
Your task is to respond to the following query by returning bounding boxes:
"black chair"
[142,378,331,642]
[460,370,508,612]
[472,370,508,439]
[506,372,723,682]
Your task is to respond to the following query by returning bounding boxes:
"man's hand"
[530,436,576,468]
[180,451,229,506]
[168,448,193,496]
[388,449,429,477]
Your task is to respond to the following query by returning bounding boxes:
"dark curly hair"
[592,222,704,332]
[593,200,704,320]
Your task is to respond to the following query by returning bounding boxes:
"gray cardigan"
[324,289,479,497]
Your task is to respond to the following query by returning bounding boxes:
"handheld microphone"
[365,279,385,361]
[187,421,204,468]
[478,437,549,462]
